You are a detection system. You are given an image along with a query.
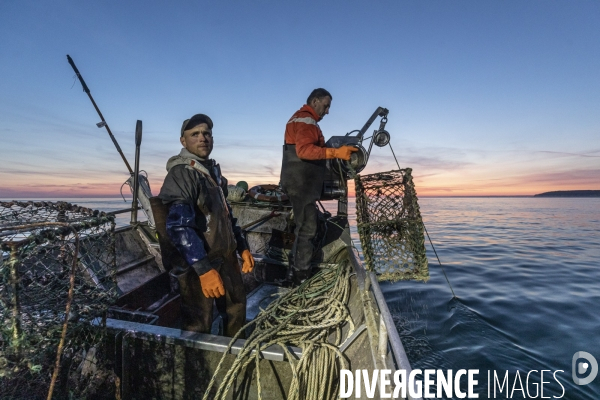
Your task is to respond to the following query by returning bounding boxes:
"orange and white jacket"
[284,104,327,160]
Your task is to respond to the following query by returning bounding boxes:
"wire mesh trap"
[354,169,429,282]
[0,201,118,399]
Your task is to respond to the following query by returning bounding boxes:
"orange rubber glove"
[325,146,359,161]
[241,249,255,273]
[199,269,225,298]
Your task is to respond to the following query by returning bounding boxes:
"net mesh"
[0,201,118,399]
[354,169,429,282]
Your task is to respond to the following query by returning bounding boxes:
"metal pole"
[131,120,142,225]
[337,196,348,216]
[66,55,134,174]
[369,272,423,400]
[354,106,389,140]
[378,313,388,363]
[9,246,22,354]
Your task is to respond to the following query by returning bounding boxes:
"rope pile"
[355,169,429,282]
[0,201,118,399]
[204,258,353,400]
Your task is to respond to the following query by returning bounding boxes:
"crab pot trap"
[354,169,429,282]
[0,201,118,399]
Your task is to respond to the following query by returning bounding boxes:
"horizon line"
[4,194,600,200]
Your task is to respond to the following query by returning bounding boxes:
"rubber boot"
[286,267,311,286]
[294,268,311,286]
[171,266,211,333]
[285,264,294,282]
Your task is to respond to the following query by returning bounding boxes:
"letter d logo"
[572,351,598,385]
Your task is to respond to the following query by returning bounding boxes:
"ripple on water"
[376,198,600,399]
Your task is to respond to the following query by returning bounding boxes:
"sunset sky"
[1,1,598,198]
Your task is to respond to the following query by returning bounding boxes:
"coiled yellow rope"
[203,258,354,400]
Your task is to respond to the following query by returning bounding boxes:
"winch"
[320,107,391,214]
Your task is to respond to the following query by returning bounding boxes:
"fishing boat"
[100,108,425,399]
[0,56,429,399]
[72,184,416,400]
[0,153,425,400]
[1,156,426,400]
[0,144,426,400]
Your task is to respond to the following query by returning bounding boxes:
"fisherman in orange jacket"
[280,88,357,283]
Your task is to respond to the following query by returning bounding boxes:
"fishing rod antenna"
[67,55,155,227]
[67,55,133,174]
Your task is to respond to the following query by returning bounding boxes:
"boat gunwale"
[98,317,303,362]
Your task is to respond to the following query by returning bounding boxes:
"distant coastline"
[534,190,600,198]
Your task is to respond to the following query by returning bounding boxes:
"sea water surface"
[11,197,598,399]
[355,197,600,400]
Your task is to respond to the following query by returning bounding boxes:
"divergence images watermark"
[339,351,597,399]
[572,351,597,386]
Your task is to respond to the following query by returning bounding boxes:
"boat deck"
[98,200,418,399]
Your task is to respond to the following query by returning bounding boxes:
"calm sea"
[8,197,598,399]
[366,197,600,400]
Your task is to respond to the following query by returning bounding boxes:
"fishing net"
[355,169,429,282]
[0,201,118,399]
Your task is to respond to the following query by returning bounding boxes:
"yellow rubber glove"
[199,269,225,298]
[325,146,359,161]
[241,249,255,273]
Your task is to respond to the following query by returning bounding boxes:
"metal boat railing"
[348,244,423,400]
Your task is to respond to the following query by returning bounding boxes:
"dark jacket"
[158,148,247,275]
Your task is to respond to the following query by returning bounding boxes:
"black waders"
[280,144,326,283]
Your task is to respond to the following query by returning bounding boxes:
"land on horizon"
[533,190,600,198]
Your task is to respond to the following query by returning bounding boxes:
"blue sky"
[1,0,598,197]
